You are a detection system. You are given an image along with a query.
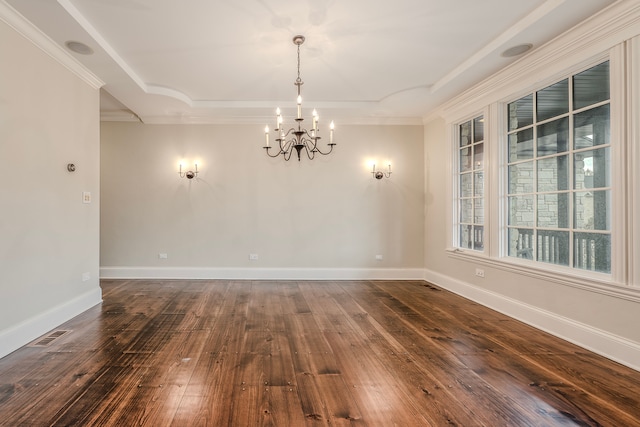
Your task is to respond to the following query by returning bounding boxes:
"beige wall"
[0,19,102,357]
[100,122,424,276]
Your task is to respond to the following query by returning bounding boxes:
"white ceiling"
[6,0,617,124]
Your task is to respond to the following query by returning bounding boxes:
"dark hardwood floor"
[1,279,639,426]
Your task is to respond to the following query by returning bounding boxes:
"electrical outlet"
[82,272,90,282]
[475,268,485,278]
[159,253,168,259]
[249,254,259,261]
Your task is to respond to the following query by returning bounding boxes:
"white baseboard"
[100,266,426,280]
[424,269,640,372]
[0,288,103,359]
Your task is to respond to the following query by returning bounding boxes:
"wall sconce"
[179,163,199,179]
[372,163,392,179]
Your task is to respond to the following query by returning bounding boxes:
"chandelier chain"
[296,42,303,90]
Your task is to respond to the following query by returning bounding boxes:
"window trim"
[446,246,640,304]
[503,59,612,274]
[447,48,637,294]
[609,43,629,286]
[629,36,640,287]
[440,2,640,300]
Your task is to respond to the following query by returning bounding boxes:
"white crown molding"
[430,0,566,94]
[0,1,103,89]
[100,111,141,122]
[57,0,412,123]
[439,0,640,121]
[0,288,102,359]
[134,115,425,126]
[100,266,426,281]
[424,268,640,372]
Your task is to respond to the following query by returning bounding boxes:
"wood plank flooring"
[1,279,639,426]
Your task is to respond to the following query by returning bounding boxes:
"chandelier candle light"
[263,35,335,161]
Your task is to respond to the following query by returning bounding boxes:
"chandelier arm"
[300,132,322,153]
[301,134,335,156]
[264,127,297,157]
[283,145,295,161]
[281,136,294,150]
[300,137,317,151]
[300,141,315,160]
[313,143,336,156]
[263,147,281,158]
[280,127,297,138]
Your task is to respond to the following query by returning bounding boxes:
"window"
[457,115,484,251]
[506,61,611,273]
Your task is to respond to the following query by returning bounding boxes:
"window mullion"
[533,90,538,262]
[569,74,575,269]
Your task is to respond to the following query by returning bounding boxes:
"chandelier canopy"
[263,35,335,161]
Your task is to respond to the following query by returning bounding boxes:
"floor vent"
[28,330,71,347]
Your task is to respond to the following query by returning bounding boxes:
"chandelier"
[263,35,335,161]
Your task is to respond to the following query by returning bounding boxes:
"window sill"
[446,248,640,303]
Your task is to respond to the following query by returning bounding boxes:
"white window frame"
[501,58,614,276]
[452,112,489,254]
[439,1,640,303]
[445,43,636,295]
